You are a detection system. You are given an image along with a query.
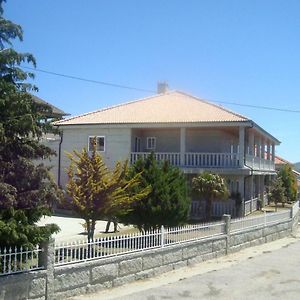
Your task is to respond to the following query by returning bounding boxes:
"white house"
[54,86,280,217]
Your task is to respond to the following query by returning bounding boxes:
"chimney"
[157,81,169,94]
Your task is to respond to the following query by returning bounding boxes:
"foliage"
[0,0,61,248]
[269,177,286,211]
[278,164,298,203]
[66,139,150,242]
[121,153,190,232]
[192,172,229,220]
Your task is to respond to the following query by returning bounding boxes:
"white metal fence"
[231,209,291,233]
[1,201,299,274]
[54,221,225,266]
[244,197,258,216]
[0,246,43,276]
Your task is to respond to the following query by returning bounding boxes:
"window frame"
[88,135,106,152]
[146,137,156,150]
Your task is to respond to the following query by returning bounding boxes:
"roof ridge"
[174,90,249,121]
[55,90,179,125]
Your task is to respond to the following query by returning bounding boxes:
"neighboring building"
[32,95,69,182]
[54,86,280,217]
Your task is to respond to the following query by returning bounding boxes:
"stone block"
[143,253,163,270]
[119,258,142,276]
[162,249,182,265]
[113,274,136,287]
[201,252,216,262]
[55,270,89,291]
[246,229,263,241]
[85,281,112,294]
[197,241,212,254]
[172,260,188,270]
[55,286,87,299]
[187,255,203,266]
[153,265,173,276]
[135,269,155,280]
[29,277,46,298]
[212,239,226,252]
[182,245,198,259]
[92,264,118,283]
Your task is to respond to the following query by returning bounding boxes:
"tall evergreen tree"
[278,164,298,203]
[66,140,150,242]
[122,153,190,232]
[269,177,286,211]
[0,0,61,248]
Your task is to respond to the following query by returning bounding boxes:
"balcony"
[245,154,275,171]
[130,152,239,168]
[130,152,275,171]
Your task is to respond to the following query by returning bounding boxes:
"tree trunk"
[105,220,111,233]
[113,221,118,232]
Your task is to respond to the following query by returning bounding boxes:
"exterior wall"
[0,270,47,300]
[186,128,238,153]
[131,128,180,152]
[34,135,60,184]
[131,128,239,154]
[60,127,131,188]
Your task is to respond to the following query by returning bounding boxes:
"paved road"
[73,228,300,300]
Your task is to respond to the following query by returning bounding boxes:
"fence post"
[40,238,55,300]
[161,225,165,248]
[222,214,231,254]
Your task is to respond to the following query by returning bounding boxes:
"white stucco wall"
[59,126,131,188]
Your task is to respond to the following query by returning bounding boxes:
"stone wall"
[0,211,298,300]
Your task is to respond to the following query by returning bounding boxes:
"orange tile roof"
[54,91,249,126]
[274,155,292,165]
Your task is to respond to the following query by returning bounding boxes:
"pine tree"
[121,153,190,232]
[269,177,286,211]
[192,172,229,221]
[0,0,62,248]
[278,164,298,203]
[66,139,150,242]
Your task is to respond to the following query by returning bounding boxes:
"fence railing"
[130,152,181,166]
[231,209,291,233]
[54,221,225,266]
[244,197,258,216]
[0,246,43,276]
[1,201,299,274]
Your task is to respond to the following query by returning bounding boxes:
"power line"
[211,100,300,113]
[22,66,156,93]
[22,66,300,113]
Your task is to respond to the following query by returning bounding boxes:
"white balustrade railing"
[131,152,239,168]
[130,152,181,166]
[0,246,43,276]
[184,152,239,168]
[245,154,275,171]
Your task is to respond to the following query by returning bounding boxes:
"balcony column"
[260,175,265,206]
[180,128,186,166]
[239,126,245,167]
[248,131,255,155]
[261,138,265,159]
[271,142,275,162]
[257,136,261,158]
[266,140,271,160]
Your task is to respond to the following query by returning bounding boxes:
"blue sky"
[4,0,300,162]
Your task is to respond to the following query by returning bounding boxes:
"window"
[134,137,141,152]
[146,137,156,150]
[88,136,105,152]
